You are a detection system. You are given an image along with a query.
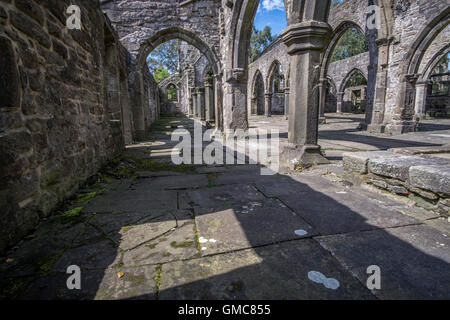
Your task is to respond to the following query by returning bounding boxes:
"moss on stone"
[59,207,83,224]
[170,241,193,248]
[75,191,100,204]
[154,264,162,291]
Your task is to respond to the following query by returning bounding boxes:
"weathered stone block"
[368,154,449,182]
[343,151,397,174]
[409,165,450,196]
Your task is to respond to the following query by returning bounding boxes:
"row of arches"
[250,60,288,117]
[109,0,449,141]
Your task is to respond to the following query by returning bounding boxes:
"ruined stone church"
[0,0,449,300]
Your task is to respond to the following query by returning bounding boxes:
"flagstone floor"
[1,115,449,300]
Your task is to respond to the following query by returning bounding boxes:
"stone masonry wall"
[384,0,450,124]
[0,0,130,254]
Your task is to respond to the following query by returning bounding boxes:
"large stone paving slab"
[194,198,317,255]
[277,181,419,235]
[0,216,94,277]
[181,184,266,210]
[317,225,450,299]
[83,189,178,212]
[159,240,374,300]
[122,222,199,267]
[23,266,158,300]
[133,174,210,190]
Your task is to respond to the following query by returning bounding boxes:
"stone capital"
[281,21,332,55]
[203,76,213,87]
[195,87,205,94]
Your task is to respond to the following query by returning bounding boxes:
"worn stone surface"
[159,240,375,300]
[409,165,450,196]
[318,225,450,299]
[2,116,450,300]
[369,154,449,182]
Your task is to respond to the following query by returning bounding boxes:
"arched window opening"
[342,70,368,114]
[426,52,450,118]
[167,84,178,101]
[331,28,369,63]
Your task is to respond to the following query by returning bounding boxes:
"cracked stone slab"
[52,238,121,272]
[181,184,265,210]
[0,217,92,278]
[87,209,192,250]
[278,184,419,235]
[159,240,374,300]
[133,174,209,190]
[194,198,317,255]
[122,222,199,267]
[23,266,158,300]
[82,189,178,212]
[317,225,450,299]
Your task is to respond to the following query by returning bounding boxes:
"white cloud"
[262,0,285,11]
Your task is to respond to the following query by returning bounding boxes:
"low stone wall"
[343,151,450,217]
[0,0,131,254]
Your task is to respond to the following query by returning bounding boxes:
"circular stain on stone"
[323,278,340,290]
[295,229,308,236]
[308,271,326,284]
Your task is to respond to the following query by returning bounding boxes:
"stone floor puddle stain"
[294,229,308,236]
[308,271,340,290]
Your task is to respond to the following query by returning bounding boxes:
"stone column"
[192,89,198,118]
[387,74,418,134]
[318,79,327,124]
[204,76,215,123]
[336,92,344,114]
[188,88,194,117]
[214,74,223,131]
[368,38,391,133]
[414,81,429,120]
[280,21,332,167]
[251,95,257,115]
[264,92,272,117]
[284,87,290,120]
[222,69,248,130]
[196,87,206,121]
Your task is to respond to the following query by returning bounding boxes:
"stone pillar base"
[280,144,330,170]
[367,124,386,133]
[385,121,417,135]
[318,116,327,124]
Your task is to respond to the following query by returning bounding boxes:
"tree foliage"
[153,66,171,84]
[147,40,179,83]
[331,28,369,63]
[250,26,274,63]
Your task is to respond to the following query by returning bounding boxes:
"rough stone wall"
[328,52,370,92]
[384,0,450,123]
[0,0,132,254]
[328,0,368,31]
[247,39,290,115]
[101,0,220,62]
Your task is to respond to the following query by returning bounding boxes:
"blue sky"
[253,0,287,37]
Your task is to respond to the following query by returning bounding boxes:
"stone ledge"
[410,165,450,196]
[343,151,450,216]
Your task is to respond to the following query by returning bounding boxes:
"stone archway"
[251,70,265,116]
[319,20,375,126]
[392,8,450,134]
[338,68,368,115]
[136,27,223,129]
[266,60,285,116]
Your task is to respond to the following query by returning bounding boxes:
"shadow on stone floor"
[1,117,449,300]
